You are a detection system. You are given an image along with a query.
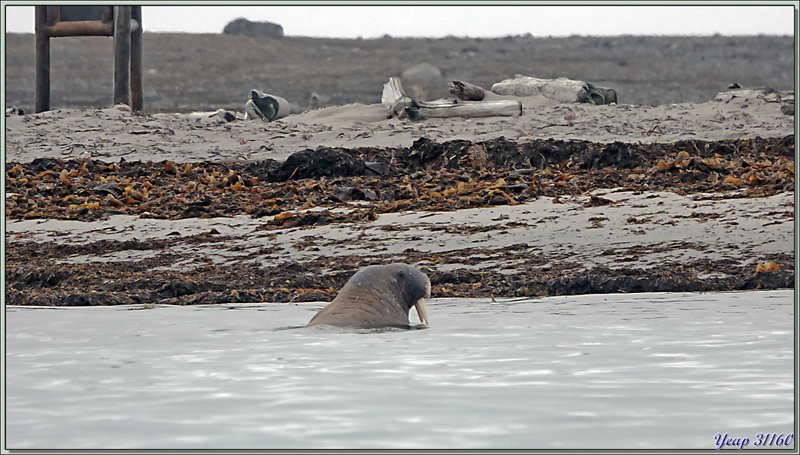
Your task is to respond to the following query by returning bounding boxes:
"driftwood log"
[449,80,486,101]
[405,99,521,120]
[491,75,617,105]
[382,77,415,118]
[383,77,520,120]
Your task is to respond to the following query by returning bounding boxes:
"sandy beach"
[5,89,795,306]
[4,33,796,307]
[4,88,795,164]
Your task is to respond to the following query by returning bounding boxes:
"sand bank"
[5,89,793,164]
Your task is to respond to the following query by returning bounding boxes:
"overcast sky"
[3,4,796,38]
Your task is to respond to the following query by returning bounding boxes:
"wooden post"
[130,6,143,112]
[113,6,131,107]
[34,6,50,113]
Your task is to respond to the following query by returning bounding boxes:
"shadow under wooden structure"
[35,5,143,113]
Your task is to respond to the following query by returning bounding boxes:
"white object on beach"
[187,109,240,124]
[491,75,616,105]
[382,77,522,120]
[244,89,292,121]
[713,87,794,103]
[382,77,415,118]
[405,99,522,120]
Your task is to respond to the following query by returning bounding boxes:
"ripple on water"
[5,290,794,450]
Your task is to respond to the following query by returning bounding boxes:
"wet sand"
[6,189,794,306]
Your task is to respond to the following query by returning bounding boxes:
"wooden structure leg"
[34,6,50,113]
[130,6,143,112]
[113,6,131,106]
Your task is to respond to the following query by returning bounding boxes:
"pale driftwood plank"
[383,77,521,120]
[407,99,522,120]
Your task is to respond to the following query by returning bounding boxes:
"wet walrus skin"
[308,264,431,328]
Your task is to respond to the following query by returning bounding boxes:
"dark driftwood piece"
[591,86,617,105]
[449,81,486,101]
[35,6,143,113]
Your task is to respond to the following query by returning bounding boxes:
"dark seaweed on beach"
[5,135,794,222]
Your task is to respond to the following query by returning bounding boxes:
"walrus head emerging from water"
[307,264,431,328]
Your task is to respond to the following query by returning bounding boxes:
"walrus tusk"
[415,298,429,325]
[307,263,431,328]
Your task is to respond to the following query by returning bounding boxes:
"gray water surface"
[5,290,794,450]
